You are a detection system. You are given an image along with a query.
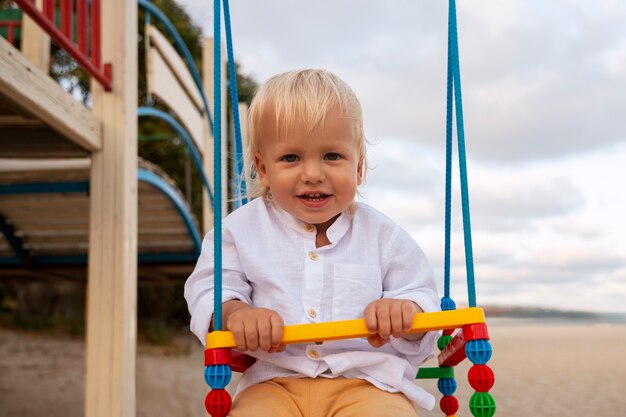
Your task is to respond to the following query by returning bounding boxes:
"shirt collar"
[266,199,352,246]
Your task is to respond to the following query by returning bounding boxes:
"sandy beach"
[1,319,625,417]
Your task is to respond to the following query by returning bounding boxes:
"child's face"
[254,110,363,232]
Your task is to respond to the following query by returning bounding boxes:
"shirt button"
[307,308,317,319]
[304,224,315,232]
[308,349,320,359]
[308,251,319,261]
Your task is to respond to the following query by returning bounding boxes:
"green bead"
[437,335,453,351]
[469,392,496,417]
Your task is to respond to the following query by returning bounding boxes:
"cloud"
[181,0,626,164]
[470,166,586,228]
[177,0,626,312]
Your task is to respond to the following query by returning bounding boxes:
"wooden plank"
[146,25,203,111]
[7,217,89,227]
[1,208,89,219]
[138,219,187,229]
[137,229,189,238]
[0,128,89,158]
[0,36,101,152]
[0,200,89,210]
[138,240,194,249]
[0,115,43,126]
[20,0,51,73]
[24,234,88,244]
[15,229,88,237]
[148,45,205,154]
[202,37,227,233]
[85,0,137,416]
[0,157,90,172]
[25,242,89,251]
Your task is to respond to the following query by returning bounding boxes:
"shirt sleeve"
[381,226,441,360]
[184,227,252,344]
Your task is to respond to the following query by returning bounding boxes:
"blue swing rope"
[213,0,223,331]
[223,0,248,207]
[212,0,247,331]
[444,0,477,307]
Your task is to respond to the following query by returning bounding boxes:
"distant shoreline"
[482,306,626,324]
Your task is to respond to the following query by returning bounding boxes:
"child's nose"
[301,160,325,183]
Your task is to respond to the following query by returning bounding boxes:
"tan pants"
[228,377,420,417]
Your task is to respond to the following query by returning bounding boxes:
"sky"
[178,0,626,313]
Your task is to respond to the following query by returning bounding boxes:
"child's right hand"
[223,300,285,353]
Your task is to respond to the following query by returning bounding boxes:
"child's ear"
[254,152,270,188]
[357,159,364,185]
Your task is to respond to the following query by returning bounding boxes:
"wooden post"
[20,0,51,72]
[202,37,227,233]
[85,0,137,416]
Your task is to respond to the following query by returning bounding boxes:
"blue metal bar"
[0,182,88,195]
[138,168,202,256]
[137,0,213,131]
[137,106,214,203]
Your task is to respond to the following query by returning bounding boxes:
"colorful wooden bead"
[469,392,496,417]
[204,364,232,389]
[438,377,457,396]
[468,364,494,392]
[440,395,459,415]
[205,389,232,417]
[438,335,454,351]
[465,339,492,364]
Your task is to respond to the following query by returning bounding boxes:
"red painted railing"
[0,20,21,45]
[14,0,112,91]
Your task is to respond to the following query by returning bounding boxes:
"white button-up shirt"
[185,198,440,410]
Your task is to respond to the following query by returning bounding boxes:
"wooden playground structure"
[0,1,238,416]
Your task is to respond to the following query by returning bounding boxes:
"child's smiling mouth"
[298,193,330,203]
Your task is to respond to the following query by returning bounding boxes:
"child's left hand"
[364,298,424,347]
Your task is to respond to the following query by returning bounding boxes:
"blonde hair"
[245,69,367,199]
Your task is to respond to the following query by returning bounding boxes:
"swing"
[202,1,496,417]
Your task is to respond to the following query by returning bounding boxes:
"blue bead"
[440,297,456,311]
[204,364,232,389]
[465,339,493,364]
[438,378,457,395]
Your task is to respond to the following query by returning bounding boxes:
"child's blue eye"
[281,154,298,162]
[325,153,341,161]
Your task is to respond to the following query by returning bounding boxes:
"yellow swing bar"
[206,307,486,349]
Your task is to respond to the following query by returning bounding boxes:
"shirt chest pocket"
[331,263,382,320]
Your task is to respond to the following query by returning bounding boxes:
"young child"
[185,69,440,416]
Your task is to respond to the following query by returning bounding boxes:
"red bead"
[443,329,455,336]
[468,364,495,392]
[440,395,459,414]
[462,323,490,341]
[205,348,232,366]
[205,389,232,417]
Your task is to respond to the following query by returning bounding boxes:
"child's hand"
[364,298,424,347]
[223,300,285,353]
